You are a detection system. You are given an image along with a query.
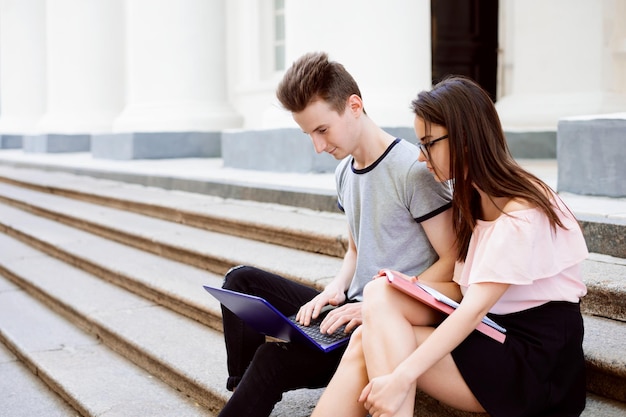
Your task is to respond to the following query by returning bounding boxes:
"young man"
[217,51,456,417]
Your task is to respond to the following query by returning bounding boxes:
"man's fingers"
[343,319,361,334]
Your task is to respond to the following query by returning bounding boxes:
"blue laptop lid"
[203,285,349,352]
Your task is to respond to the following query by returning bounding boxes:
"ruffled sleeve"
[457,203,588,287]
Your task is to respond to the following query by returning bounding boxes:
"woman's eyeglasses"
[418,134,448,160]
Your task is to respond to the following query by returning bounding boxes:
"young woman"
[311,76,589,417]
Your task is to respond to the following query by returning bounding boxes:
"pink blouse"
[453,198,588,315]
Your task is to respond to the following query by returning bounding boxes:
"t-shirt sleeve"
[406,160,453,223]
[335,157,350,212]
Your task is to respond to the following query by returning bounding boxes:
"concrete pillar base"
[222,127,418,173]
[23,134,90,153]
[0,135,23,149]
[504,130,557,158]
[92,131,221,160]
[557,113,626,198]
[222,128,338,173]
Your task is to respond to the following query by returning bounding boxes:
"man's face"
[293,98,358,160]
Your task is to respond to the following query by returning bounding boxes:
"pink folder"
[385,271,506,343]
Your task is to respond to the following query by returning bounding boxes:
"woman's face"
[414,116,451,182]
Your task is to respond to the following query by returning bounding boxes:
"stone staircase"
[0,164,625,417]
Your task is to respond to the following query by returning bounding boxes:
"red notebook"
[384,271,506,343]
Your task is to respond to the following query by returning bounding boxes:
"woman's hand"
[373,269,417,283]
[358,371,411,417]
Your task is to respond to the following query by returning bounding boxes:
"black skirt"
[451,301,586,417]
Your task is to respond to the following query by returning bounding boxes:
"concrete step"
[0,159,626,258]
[0,196,341,330]
[1,198,626,413]
[2,219,626,417]
[0,165,625,415]
[0,165,348,258]
[583,315,626,404]
[0,189,338,329]
[0,232,323,417]
[0,275,212,417]
[581,254,626,322]
[0,205,227,331]
[0,174,624,324]
[0,164,624,259]
[0,338,79,417]
[0,154,341,212]
[0,181,341,290]
[414,392,626,417]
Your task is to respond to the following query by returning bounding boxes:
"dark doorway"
[431,0,499,101]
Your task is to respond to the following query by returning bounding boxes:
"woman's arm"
[397,281,508,381]
[359,281,509,416]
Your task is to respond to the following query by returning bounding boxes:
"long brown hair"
[411,76,565,261]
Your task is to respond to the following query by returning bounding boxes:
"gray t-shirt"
[336,138,452,301]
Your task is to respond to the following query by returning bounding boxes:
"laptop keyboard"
[288,314,349,344]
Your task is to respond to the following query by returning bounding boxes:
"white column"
[113,0,242,133]
[264,0,431,129]
[0,0,46,136]
[35,0,125,134]
[496,0,626,130]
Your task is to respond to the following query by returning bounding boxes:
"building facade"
[0,0,625,167]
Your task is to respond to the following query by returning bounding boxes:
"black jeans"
[218,265,348,417]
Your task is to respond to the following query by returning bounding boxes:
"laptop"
[203,286,350,352]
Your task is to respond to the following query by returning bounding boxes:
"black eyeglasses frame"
[418,134,448,160]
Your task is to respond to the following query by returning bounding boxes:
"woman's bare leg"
[410,327,484,412]
[360,278,484,416]
[361,279,443,373]
[360,279,437,416]
[311,327,369,417]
